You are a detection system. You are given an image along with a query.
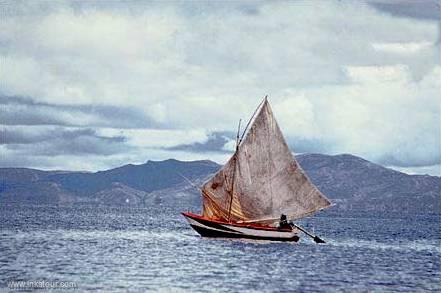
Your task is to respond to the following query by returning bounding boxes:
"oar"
[290,223,326,244]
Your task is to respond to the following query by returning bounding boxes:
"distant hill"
[0,159,219,205]
[297,154,440,213]
[0,154,440,214]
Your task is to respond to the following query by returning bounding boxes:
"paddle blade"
[313,236,326,244]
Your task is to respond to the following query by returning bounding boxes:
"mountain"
[0,159,219,206]
[47,159,219,196]
[0,154,440,214]
[297,154,440,213]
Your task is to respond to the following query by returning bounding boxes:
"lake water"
[1,204,440,292]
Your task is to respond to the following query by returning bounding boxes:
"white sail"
[201,98,331,225]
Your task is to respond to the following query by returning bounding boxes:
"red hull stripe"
[190,216,244,233]
[182,212,290,232]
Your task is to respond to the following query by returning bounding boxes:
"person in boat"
[279,214,292,230]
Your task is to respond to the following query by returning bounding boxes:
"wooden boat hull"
[182,212,299,242]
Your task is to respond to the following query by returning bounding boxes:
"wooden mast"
[227,119,241,222]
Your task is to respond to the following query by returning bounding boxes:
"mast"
[227,119,241,222]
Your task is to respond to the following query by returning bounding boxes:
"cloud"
[2,1,437,108]
[1,126,127,155]
[371,42,433,54]
[273,65,441,168]
[345,65,412,83]
[368,0,440,21]
[166,131,235,153]
[0,1,439,174]
[0,95,158,128]
[96,128,209,149]
[0,124,218,170]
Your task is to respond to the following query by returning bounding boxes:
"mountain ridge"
[1,153,439,214]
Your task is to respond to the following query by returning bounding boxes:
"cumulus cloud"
[0,1,439,174]
[273,65,441,169]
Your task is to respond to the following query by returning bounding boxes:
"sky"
[0,0,440,176]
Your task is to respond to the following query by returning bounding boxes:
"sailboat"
[182,97,332,242]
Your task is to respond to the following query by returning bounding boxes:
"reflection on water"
[1,204,440,292]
